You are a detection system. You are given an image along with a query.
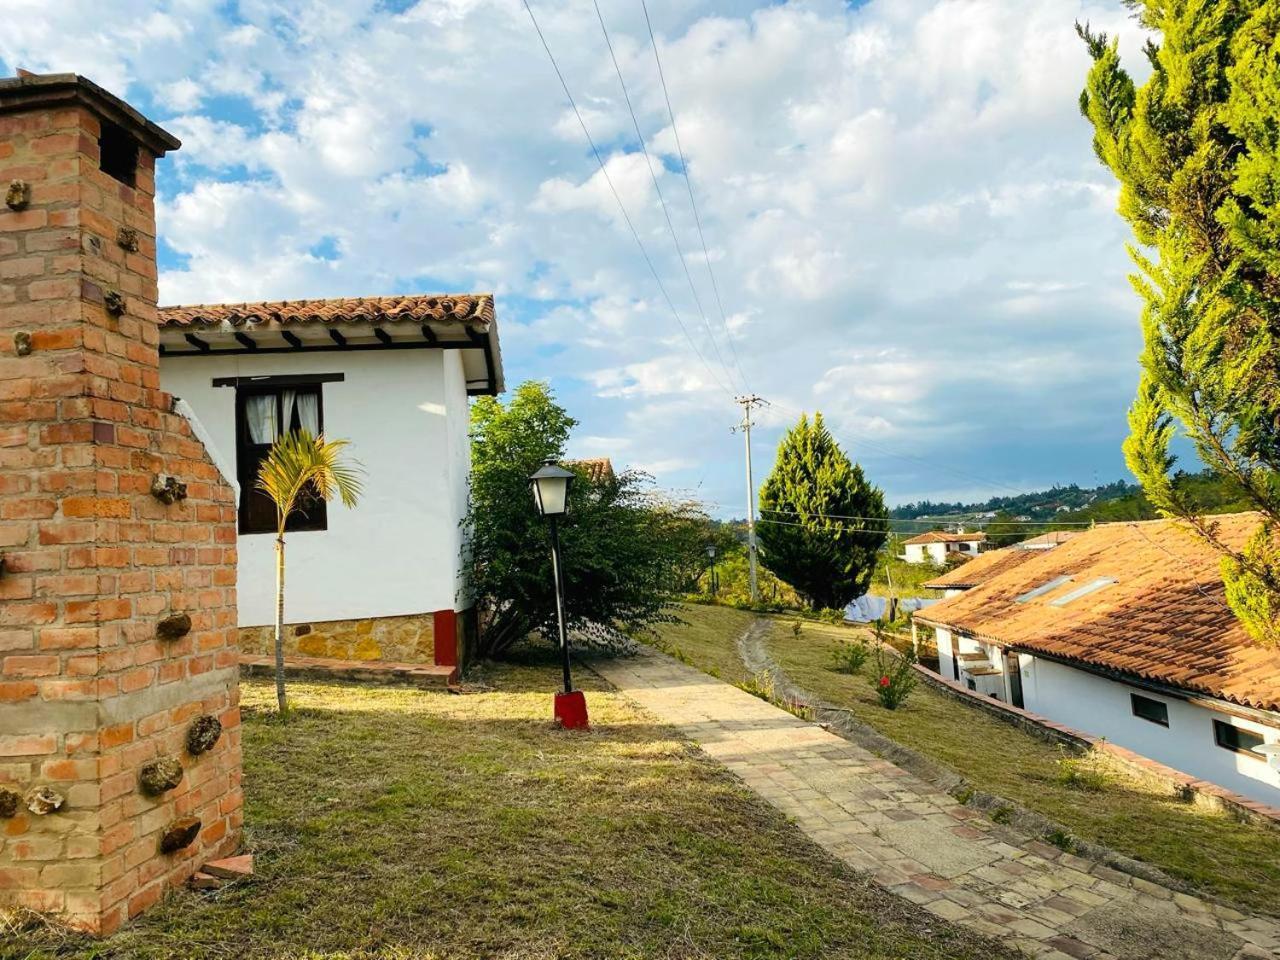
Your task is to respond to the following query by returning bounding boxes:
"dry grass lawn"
[650,604,1280,916]
[3,649,1011,960]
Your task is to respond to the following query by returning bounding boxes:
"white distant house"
[158,294,504,676]
[900,530,986,565]
[914,513,1280,806]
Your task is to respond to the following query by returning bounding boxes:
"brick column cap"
[0,72,181,156]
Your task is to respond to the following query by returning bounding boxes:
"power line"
[591,0,741,393]
[521,0,735,399]
[639,0,749,392]
[757,507,1097,527]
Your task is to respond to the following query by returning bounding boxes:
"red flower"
[879,676,890,687]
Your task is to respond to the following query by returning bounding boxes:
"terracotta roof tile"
[160,294,494,329]
[1017,530,1078,547]
[922,546,1039,590]
[915,512,1280,712]
[902,531,987,546]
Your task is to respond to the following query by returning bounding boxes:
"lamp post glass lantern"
[705,544,718,597]
[530,461,588,729]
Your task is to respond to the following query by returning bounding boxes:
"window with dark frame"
[235,384,327,535]
[1130,693,1169,727]
[1212,719,1266,760]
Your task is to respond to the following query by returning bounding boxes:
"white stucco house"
[915,513,1280,806]
[900,530,986,565]
[157,294,503,676]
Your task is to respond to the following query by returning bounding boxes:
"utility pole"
[735,395,764,603]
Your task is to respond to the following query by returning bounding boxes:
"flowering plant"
[869,622,917,710]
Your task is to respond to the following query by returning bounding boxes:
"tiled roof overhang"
[158,294,504,395]
[913,513,1280,715]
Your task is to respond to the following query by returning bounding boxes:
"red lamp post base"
[554,690,589,730]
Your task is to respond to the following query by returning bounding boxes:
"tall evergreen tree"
[1079,2,1280,646]
[757,414,888,610]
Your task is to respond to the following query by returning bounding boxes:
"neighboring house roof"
[922,546,1039,591]
[903,531,987,546]
[1017,530,1078,548]
[157,294,504,395]
[915,512,1280,713]
[567,458,615,483]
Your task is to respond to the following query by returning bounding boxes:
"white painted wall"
[930,625,1280,803]
[1019,655,1280,805]
[161,349,472,627]
[903,540,981,565]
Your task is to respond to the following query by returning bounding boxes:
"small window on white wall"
[1213,720,1266,760]
[1130,693,1169,727]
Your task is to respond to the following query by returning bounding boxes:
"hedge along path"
[592,633,1280,960]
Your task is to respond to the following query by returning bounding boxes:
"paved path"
[593,647,1280,960]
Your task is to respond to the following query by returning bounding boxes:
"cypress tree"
[757,413,888,610]
[1079,3,1280,646]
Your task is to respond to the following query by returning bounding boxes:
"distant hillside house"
[158,295,504,676]
[900,530,985,565]
[567,457,615,483]
[915,513,1280,805]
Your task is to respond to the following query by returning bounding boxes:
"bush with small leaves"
[831,640,870,675]
[869,626,917,710]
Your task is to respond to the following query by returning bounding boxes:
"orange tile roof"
[915,512,1280,712]
[567,458,615,483]
[922,546,1039,591]
[160,294,493,329]
[903,531,986,545]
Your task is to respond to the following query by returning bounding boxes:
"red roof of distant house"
[922,546,1039,591]
[567,458,615,483]
[903,531,986,546]
[915,512,1280,712]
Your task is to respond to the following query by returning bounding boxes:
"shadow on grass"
[4,668,1016,960]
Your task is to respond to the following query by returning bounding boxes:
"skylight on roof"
[1014,576,1073,603]
[1048,577,1117,607]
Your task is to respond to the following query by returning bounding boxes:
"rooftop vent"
[1014,575,1073,603]
[1048,577,1117,607]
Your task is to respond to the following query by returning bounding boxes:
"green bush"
[830,641,870,675]
[869,627,917,710]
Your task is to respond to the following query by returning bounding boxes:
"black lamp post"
[530,460,588,729]
[705,544,718,598]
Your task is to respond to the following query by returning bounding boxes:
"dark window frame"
[1212,719,1266,760]
[1130,693,1169,727]
[234,383,327,536]
[98,120,138,187]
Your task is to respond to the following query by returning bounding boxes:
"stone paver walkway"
[594,648,1280,960]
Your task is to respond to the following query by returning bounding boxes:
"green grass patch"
[3,647,1008,960]
[660,605,1280,915]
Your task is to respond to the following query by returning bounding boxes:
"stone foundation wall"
[240,612,437,664]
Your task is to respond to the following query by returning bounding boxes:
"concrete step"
[239,654,458,688]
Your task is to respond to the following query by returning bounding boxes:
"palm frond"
[256,430,364,532]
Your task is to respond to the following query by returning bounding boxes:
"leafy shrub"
[869,628,917,709]
[831,640,870,675]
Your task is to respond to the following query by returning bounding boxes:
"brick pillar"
[0,73,241,935]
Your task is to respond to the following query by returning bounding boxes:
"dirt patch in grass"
[4,647,1012,960]
[660,606,1278,916]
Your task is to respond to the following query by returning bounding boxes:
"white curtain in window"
[295,391,320,436]
[281,389,297,435]
[245,394,277,444]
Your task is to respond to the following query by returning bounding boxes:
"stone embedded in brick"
[25,786,64,815]
[157,817,201,854]
[185,714,221,756]
[138,757,184,796]
[155,612,192,641]
[0,786,20,817]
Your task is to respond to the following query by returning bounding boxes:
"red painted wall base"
[554,691,589,730]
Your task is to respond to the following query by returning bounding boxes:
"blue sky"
[3,0,1156,515]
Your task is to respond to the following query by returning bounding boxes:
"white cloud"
[1,0,1154,509]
